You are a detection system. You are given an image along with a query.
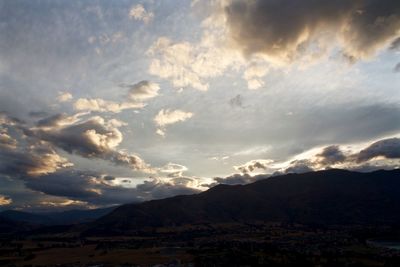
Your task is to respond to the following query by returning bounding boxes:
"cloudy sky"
[0,0,399,211]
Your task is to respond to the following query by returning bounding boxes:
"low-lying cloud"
[235,137,400,176]
[24,169,200,206]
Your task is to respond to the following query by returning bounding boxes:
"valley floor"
[1,223,400,267]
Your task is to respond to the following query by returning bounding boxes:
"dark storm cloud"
[315,145,347,165]
[225,0,400,61]
[356,138,400,162]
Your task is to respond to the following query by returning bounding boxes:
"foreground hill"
[0,206,116,226]
[88,169,400,234]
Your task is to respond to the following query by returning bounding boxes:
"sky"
[0,0,399,211]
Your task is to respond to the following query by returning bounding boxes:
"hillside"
[87,169,400,235]
[0,206,116,226]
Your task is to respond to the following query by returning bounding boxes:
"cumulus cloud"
[31,115,151,172]
[225,0,400,62]
[0,195,12,206]
[243,63,269,90]
[1,111,153,185]
[149,0,400,92]
[154,109,193,127]
[33,116,123,155]
[0,144,73,177]
[147,37,210,91]
[154,109,193,135]
[57,92,73,102]
[124,80,160,101]
[129,4,154,24]
[147,34,242,91]
[0,114,72,178]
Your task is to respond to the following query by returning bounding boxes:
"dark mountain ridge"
[87,169,400,235]
[0,206,116,226]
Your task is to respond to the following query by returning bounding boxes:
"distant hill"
[0,206,116,226]
[87,169,400,235]
[0,216,35,234]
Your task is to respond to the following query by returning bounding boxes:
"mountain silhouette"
[87,169,400,235]
[0,206,116,226]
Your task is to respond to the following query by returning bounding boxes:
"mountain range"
[0,206,116,226]
[87,169,400,235]
[2,169,400,236]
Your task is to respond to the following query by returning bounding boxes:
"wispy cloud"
[154,109,193,136]
[129,4,154,24]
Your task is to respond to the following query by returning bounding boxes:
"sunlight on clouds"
[74,98,145,113]
[235,135,400,176]
[148,0,400,92]
[243,63,269,90]
[39,199,89,208]
[73,81,159,113]
[0,195,12,206]
[0,132,17,149]
[159,163,189,178]
[154,109,194,127]
[56,92,73,103]
[147,13,245,91]
[154,109,193,136]
[0,0,399,210]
